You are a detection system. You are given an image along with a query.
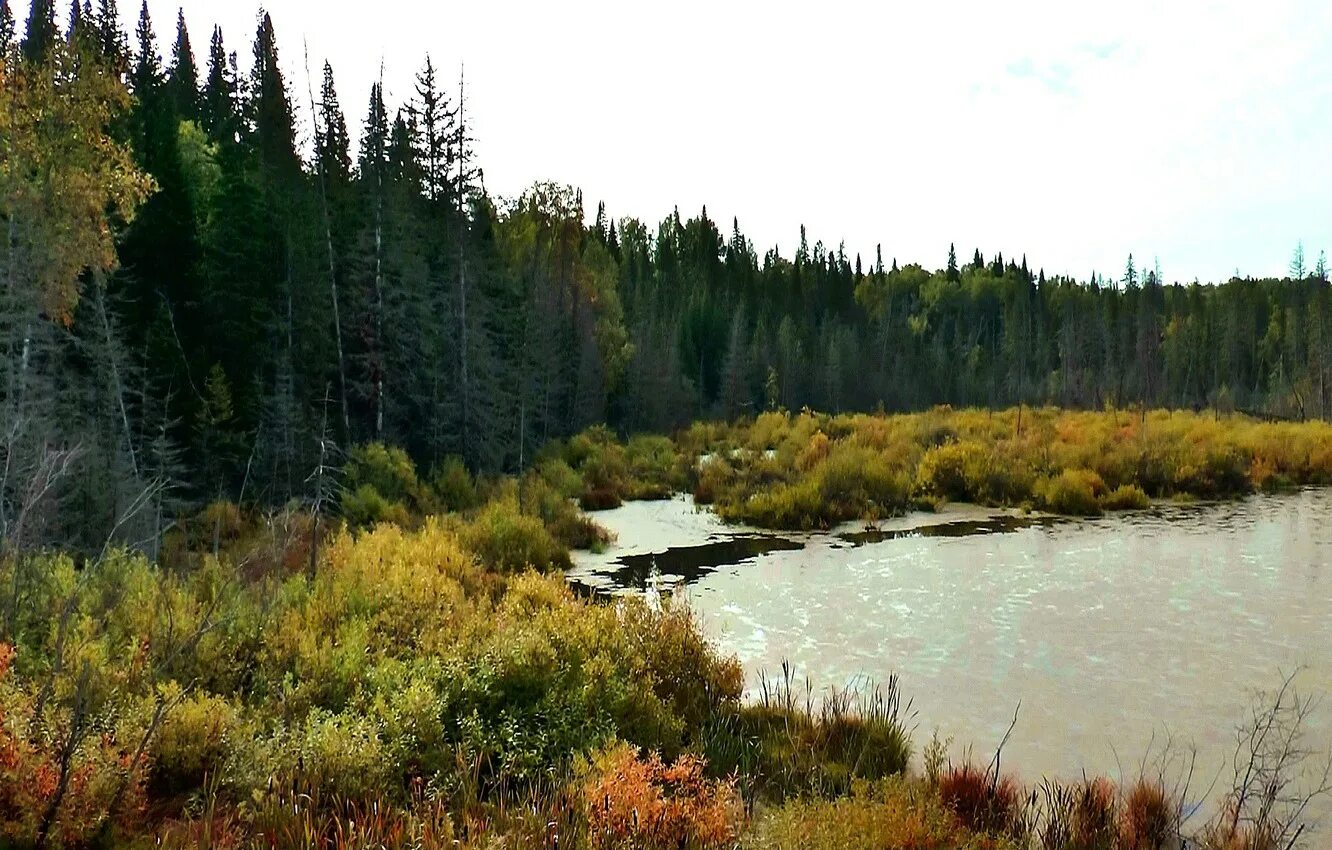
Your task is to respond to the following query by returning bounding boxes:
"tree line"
[3,0,1330,552]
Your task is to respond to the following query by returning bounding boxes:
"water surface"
[570,492,1332,805]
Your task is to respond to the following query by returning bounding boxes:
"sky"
[104,1,1332,281]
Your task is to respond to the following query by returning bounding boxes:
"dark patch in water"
[837,514,1063,547]
[571,513,1067,596]
[574,535,805,594]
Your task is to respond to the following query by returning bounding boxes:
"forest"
[3,0,1332,555]
[3,2,1331,849]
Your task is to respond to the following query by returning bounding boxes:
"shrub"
[581,742,741,850]
[345,443,424,508]
[569,426,631,510]
[746,778,1002,850]
[340,483,412,529]
[431,456,480,513]
[938,762,1025,836]
[1038,469,1106,516]
[816,444,911,521]
[722,672,911,801]
[151,691,239,793]
[915,441,987,503]
[693,456,736,505]
[625,434,682,499]
[1101,484,1151,511]
[459,497,570,573]
[519,473,613,551]
[1119,780,1175,850]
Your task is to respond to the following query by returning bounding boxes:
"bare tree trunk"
[374,148,385,443]
[456,66,470,460]
[94,283,138,478]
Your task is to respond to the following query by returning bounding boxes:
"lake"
[569,491,1332,809]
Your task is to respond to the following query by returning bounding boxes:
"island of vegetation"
[1,2,1329,849]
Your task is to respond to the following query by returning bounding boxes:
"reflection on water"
[570,491,1332,808]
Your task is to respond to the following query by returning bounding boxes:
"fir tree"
[248,12,299,180]
[411,55,453,204]
[131,0,160,95]
[316,61,351,185]
[201,25,237,140]
[94,0,125,68]
[166,8,198,118]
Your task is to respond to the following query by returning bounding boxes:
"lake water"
[569,491,1332,809]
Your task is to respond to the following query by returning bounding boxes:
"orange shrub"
[1119,779,1175,850]
[938,762,1024,836]
[582,743,741,850]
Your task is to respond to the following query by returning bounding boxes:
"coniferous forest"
[6,4,1332,850]
[4,1,1332,553]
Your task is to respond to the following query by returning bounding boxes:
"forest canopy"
[1,1,1329,552]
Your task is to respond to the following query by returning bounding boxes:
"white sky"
[121,0,1332,282]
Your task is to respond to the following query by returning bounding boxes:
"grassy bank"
[675,407,1332,529]
[2,410,1329,849]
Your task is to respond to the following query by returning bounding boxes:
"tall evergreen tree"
[130,0,159,93]
[247,12,298,180]
[0,0,15,56]
[200,25,238,141]
[20,0,57,63]
[94,0,124,68]
[412,55,453,204]
[166,8,198,117]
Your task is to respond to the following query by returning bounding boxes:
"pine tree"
[21,0,57,63]
[946,243,960,282]
[166,8,198,118]
[1316,251,1328,283]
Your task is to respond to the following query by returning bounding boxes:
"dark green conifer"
[167,8,198,117]
[21,0,57,62]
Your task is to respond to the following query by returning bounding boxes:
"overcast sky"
[114,0,1332,282]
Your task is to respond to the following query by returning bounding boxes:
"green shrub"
[431,456,480,513]
[340,483,412,528]
[459,497,570,573]
[151,690,239,792]
[625,434,682,499]
[345,443,424,507]
[519,473,614,551]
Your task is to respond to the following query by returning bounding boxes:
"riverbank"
[3,410,1330,849]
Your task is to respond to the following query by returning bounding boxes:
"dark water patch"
[836,514,1065,547]
[575,535,806,594]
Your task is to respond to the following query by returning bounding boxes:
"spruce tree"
[248,12,299,180]
[94,0,125,68]
[201,25,236,139]
[411,55,453,204]
[166,8,198,118]
[21,0,57,63]
[131,0,160,95]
